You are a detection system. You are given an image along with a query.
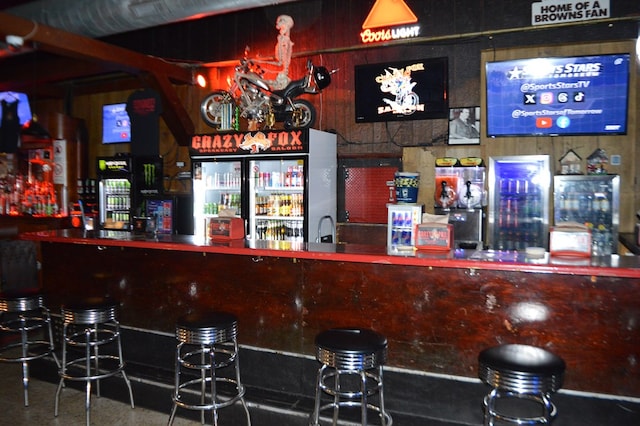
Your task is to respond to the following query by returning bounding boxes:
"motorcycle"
[200,51,334,130]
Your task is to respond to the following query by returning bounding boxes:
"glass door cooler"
[97,155,163,231]
[553,174,620,255]
[97,155,133,230]
[387,203,423,253]
[487,155,551,250]
[190,129,337,242]
[248,158,305,242]
[192,160,242,238]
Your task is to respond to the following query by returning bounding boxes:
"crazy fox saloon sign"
[190,130,310,156]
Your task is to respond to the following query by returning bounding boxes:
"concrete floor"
[0,359,386,426]
[2,343,640,426]
[0,361,201,426]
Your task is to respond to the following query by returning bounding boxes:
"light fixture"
[196,73,207,88]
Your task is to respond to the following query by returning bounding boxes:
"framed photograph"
[448,106,480,145]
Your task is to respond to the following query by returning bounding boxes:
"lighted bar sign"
[360,0,420,44]
[190,130,310,156]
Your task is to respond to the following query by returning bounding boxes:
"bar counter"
[21,229,640,398]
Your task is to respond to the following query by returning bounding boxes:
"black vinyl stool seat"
[478,344,566,425]
[0,289,60,406]
[168,311,251,426]
[310,328,392,426]
[54,297,134,426]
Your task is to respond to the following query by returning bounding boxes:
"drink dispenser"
[434,157,486,249]
[458,165,486,209]
[434,158,460,210]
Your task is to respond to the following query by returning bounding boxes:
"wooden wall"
[33,39,639,233]
[28,0,639,232]
[403,40,639,233]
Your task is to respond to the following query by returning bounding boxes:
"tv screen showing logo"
[486,54,629,137]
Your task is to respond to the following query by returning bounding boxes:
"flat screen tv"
[485,53,630,137]
[0,91,32,126]
[102,103,131,144]
[355,57,448,123]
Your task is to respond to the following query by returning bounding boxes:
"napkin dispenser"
[208,217,246,241]
[550,222,591,257]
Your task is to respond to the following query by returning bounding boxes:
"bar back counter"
[21,229,640,424]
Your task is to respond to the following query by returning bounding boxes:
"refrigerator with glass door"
[190,128,336,243]
[553,174,620,255]
[487,155,551,250]
[97,155,163,231]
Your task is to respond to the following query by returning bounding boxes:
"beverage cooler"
[554,174,620,255]
[387,203,423,253]
[97,155,163,230]
[190,129,336,242]
[487,155,551,250]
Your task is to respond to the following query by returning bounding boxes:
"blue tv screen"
[0,92,32,126]
[102,103,131,144]
[485,53,629,137]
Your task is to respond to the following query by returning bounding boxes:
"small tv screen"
[102,103,131,144]
[355,57,448,123]
[0,92,32,126]
[485,53,629,137]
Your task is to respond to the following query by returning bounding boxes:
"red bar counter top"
[22,228,640,278]
[20,229,640,398]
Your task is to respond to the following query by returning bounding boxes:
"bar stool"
[168,311,251,426]
[54,297,134,426]
[0,289,60,406]
[478,344,566,425]
[309,327,392,426]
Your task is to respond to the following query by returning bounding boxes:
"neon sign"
[360,0,420,44]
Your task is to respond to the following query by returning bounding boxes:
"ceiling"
[0,0,302,144]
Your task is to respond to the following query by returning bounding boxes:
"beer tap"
[464,181,473,204]
[439,181,450,209]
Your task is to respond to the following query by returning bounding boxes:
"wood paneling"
[403,40,638,232]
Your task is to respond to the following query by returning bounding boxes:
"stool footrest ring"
[0,341,54,363]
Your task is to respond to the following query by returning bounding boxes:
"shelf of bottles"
[251,164,304,242]
[0,172,61,216]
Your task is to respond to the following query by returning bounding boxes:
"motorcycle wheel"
[200,91,234,128]
[285,99,316,130]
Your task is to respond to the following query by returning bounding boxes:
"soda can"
[391,229,400,245]
[401,230,411,245]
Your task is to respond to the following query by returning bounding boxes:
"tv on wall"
[355,57,448,123]
[485,53,630,137]
[102,103,131,144]
[0,92,32,126]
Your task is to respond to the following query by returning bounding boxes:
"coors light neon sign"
[360,0,420,44]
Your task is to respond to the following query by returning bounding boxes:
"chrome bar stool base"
[478,344,566,425]
[54,297,134,426]
[0,289,60,407]
[168,311,251,426]
[309,328,392,426]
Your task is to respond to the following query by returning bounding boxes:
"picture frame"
[448,106,480,145]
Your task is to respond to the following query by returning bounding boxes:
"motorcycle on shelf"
[200,49,334,131]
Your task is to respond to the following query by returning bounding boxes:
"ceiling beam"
[0,11,195,145]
